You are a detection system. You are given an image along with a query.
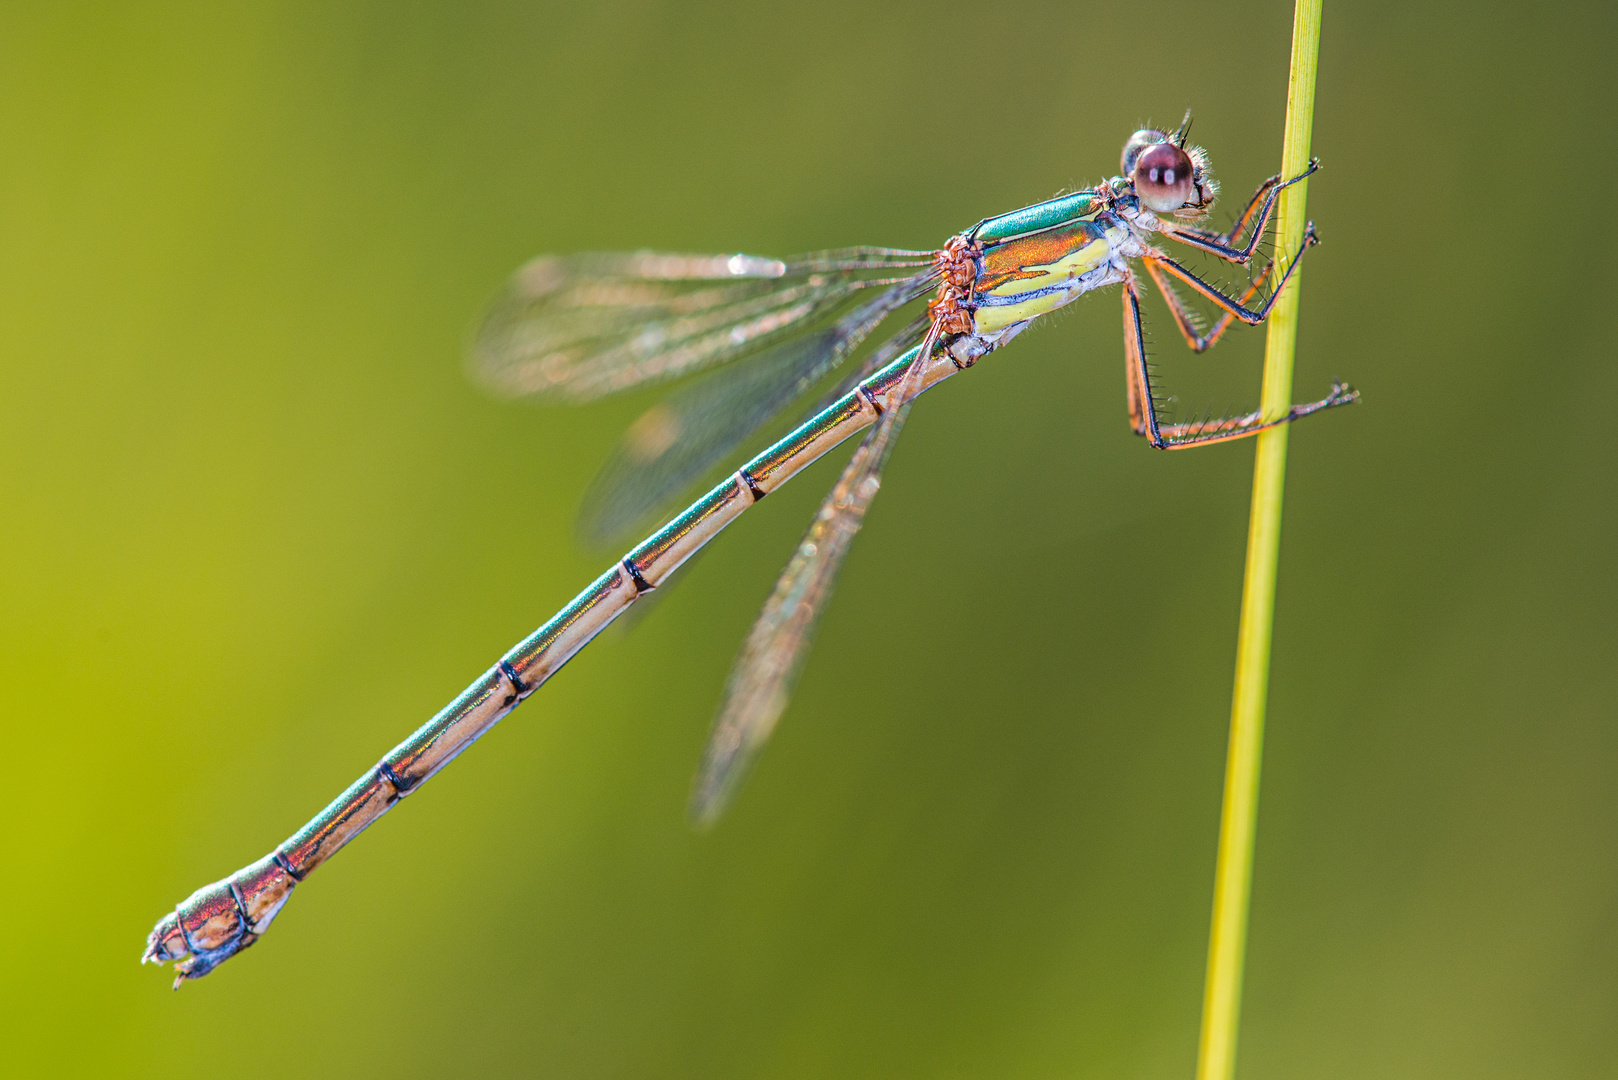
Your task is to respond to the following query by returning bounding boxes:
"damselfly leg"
[1132,215,1305,361]
[1158,158,1319,263]
[1123,224,1355,449]
[1147,221,1318,326]
[1142,257,1274,353]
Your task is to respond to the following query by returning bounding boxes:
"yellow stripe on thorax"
[972,219,1114,334]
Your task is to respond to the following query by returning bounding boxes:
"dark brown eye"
[1132,142,1195,212]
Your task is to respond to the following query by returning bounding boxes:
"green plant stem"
[1194,4,1323,1080]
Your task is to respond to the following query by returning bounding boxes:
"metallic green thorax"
[968,189,1103,243]
[963,188,1131,337]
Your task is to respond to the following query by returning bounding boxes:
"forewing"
[470,248,932,403]
[577,284,932,546]
[688,347,930,825]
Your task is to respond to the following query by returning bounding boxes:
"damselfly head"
[1133,141,1196,212]
[1121,123,1217,218]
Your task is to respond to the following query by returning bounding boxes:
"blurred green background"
[3,1,1614,1076]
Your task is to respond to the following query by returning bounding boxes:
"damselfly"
[144,117,1356,986]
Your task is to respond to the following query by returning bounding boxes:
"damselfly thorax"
[144,116,1357,987]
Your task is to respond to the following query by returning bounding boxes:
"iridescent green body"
[943,187,1139,341]
[144,137,1353,986]
[141,187,1152,985]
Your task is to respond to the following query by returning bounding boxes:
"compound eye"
[1132,142,1195,212]
[1120,129,1168,176]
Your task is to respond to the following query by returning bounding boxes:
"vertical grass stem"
[1194,4,1323,1080]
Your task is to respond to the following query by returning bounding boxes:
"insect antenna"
[1174,109,1194,147]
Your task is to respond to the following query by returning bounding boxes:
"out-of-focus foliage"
[1,2,1613,1076]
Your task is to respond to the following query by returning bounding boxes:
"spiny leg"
[1146,221,1319,328]
[1151,384,1358,448]
[1159,158,1318,264]
[1143,256,1274,354]
[1126,275,1164,443]
[1121,269,1357,450]
[1216,174,1284,243]
[1171,173,1283,253]
[1122,281,1153,437]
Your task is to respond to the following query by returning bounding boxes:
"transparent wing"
[688,343,932,826]
[797,310,932,428]
[596,311,927,635]
[577,285,933,546]
[470,248,934,403]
